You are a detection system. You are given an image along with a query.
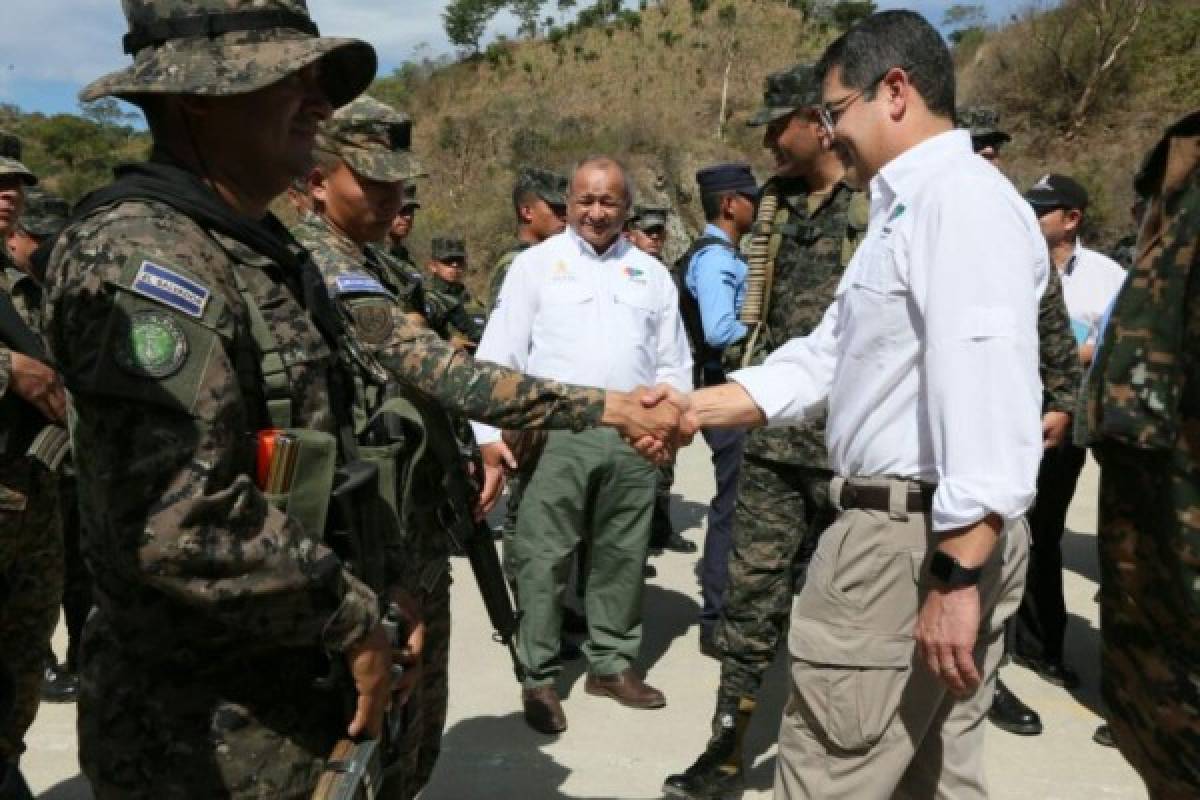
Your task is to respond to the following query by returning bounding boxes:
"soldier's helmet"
[747,63,822,128]
[956,106,1012,149]
[80,0,376,109]
[0,131,37,187]
[627,205,669,232]
[516,167,569,208]
[20,187,69,238]
[315,95,426,183]
[431,237,467,263]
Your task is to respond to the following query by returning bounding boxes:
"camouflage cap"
[315,95,425,183]
[19,187,69,237]
[401,181,421,210]
[957,106,1012,147]
[748,64,821,128]
[431,236,466,263]
[80,0,376,109]
[516,167,568,207]
[0,130,36,186]
[628,205,669,231]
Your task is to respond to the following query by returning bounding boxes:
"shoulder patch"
[116,310,189,378]
[130,260,211,318]
[334,272,393,297]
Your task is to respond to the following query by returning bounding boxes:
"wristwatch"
[929,550,983,588]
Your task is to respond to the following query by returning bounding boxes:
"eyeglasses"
[817,65,911,137]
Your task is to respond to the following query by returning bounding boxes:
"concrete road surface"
[24,443,1147,799]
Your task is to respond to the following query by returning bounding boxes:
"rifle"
[396,386,526,683]
[0,287,69,469]
[312,603,409,800]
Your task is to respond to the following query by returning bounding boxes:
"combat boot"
[662,698,754,800]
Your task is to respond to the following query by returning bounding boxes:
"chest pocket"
[839,239,909,358]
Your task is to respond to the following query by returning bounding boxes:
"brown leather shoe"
[522,686,567,734]
[584,668,666,709]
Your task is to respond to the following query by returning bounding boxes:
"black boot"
[663,700,752,799]
[988,679,1042,735]
[41,662,80,704]
[0,761,33,800]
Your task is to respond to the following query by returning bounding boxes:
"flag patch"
[335,272,391,296]
[131,261,210,318]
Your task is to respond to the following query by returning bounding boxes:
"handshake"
[605,384,701,465]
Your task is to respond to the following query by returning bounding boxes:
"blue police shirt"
[685,224,748,352]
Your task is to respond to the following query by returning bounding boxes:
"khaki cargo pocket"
[788,618,914,753]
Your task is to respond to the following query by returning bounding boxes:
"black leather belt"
[838,481,936,513]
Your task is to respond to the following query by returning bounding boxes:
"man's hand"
[387,589,426,707]
[10,352,66,423]
[1042,411,1070,450]
[915,585,982,698]
[630,384,699,459]
[601,387,687,464]
[477,440,516,519]
[345,623,394,739]
[1078,341,1095,367]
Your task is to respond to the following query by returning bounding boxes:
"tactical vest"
[741,180,868,466]
[673,235,738,388]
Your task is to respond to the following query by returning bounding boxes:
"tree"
[510,0,546,39]
[1024,0,1150,132]
[443,0,502,55]
[942,3,988,47]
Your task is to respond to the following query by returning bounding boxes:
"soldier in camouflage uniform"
[42,4,680,797]
[665,64,866,800]
[383,183,429,317]
[3,186,87,707]
[424,237,487,350]
[956,106,1012,164]
[1081,109,1199,798]
[0,132,66,800]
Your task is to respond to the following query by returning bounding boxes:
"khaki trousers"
[774,477,1029,800]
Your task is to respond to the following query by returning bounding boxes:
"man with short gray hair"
[475,156,691,734]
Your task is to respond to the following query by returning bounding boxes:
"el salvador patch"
[334,272,392,297]
[130,260,211,318]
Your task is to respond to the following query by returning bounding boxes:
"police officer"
[424,236,487,350]
[0,131,66,800]
[679,163,757,654]
[42,3,681,797]
[665,63,866,800]
[1081,108,1199,798]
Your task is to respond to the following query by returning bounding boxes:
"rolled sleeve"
[729,301,838,426]
[911,180,1043,531]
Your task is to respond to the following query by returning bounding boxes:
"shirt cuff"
[931,478,1035,533]
[470,421,503,446]
[728,365,792,425]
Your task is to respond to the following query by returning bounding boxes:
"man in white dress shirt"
[1012,173,1127,689]
[647,11,1044,797]
[474,156,692,735]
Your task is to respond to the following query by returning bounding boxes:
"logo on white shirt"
[1032,174,1054,191]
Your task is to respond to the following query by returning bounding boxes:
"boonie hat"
[80,0,376,109]
[19,187,69,238]
[315,95,425,183]
[0,131,37,187]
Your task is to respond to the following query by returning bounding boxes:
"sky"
[0,0,1035,119]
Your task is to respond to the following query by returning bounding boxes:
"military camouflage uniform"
[712,176,866,713]
[297,96,610,798]
[43,5,605,798]
[424,237,486,348]
[1082,109,1200,798]
[0,137,64,775]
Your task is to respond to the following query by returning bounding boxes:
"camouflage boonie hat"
[516,167,568,207]
[748,64,821,127]
[628,205,669,231]
[80,0,376,109]
[401,181,421,210]
[0,131,36,186]
[19,187,69,237]
[315,95,425,182]
[957,106,1012,147]
[431,237,466,263]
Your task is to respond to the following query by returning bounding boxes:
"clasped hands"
[611,383,699,465]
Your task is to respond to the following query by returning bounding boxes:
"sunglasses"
[817,65,912,137]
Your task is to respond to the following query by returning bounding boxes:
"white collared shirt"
[1059,240,1126,344]
[732,129,1045,531]
[472,227,692,445]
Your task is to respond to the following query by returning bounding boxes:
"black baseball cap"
[1025,173,1088,212]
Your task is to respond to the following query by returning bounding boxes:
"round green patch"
[118,311,189,378]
